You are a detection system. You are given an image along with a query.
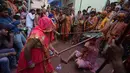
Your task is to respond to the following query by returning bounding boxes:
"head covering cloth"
[29,16,54,47]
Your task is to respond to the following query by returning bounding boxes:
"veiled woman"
[17,17,56,73]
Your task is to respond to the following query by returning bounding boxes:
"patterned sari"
[17,17,55,73]
[97,17,109,30]
[86,16,98,31]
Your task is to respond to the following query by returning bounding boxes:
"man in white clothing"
[26,9,35,36]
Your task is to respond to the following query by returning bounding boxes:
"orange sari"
[5,1,18,15]
[87,16,98,31]
[61,15,72,40]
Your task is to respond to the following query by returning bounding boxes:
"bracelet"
[51,48,55,51]
[28,60,33,65]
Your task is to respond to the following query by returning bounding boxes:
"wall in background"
[74,0,118,14]
[75,0,107,14]
[31,0,48,9]
[60,0,118,14]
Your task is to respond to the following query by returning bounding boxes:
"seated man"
[0,51,16,73]
[0,6,26,58]
[75,39,99,73]
[0,57,10,73]
[0,24,17,68]
[12,15,26,58]
[62,38,99,73]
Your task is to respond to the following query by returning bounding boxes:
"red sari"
[17,17,55,73]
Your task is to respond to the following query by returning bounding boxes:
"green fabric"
[83,32,103,38]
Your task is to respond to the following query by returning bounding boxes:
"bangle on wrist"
[28,60,33,65]
[51,48,55,51]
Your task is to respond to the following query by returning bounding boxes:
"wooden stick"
[96,60,108,73]
[53,30,61,35]
[59,30,99,35]
[58,36,97,54]
[61,51,77,64]
[60,32,86,35]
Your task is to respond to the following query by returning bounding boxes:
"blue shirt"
[11,20,21,33]
[0,17,20,33]
[0,17,12,25]
[0,17,14,29]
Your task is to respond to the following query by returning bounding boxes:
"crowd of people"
[0,0,28,73]
[0,0,130,73]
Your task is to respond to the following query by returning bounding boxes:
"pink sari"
[17,17,54,73]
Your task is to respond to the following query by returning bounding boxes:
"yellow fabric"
[98,17,109,29]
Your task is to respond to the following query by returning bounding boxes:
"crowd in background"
[50,0,130,73]
[0,0,130,73]
[0,0,28,73]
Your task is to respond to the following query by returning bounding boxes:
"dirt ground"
[50,40,113,73]
[11,40,113,73]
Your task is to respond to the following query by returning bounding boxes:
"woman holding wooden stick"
[17,16,58,73]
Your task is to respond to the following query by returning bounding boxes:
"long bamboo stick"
[58,35,97,54]
[59,31,99,35]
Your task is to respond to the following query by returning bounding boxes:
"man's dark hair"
[0,0,4,5]
[0,4,3,12]
[13,15,20,20]
[0,6,8,12]
[36,9,40,13]
[82,9,87,13]
[0,4,8,12]
[78,10,81,13]
[110,2,116,10]
[90,11,96,14]
[29,9,35,13]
